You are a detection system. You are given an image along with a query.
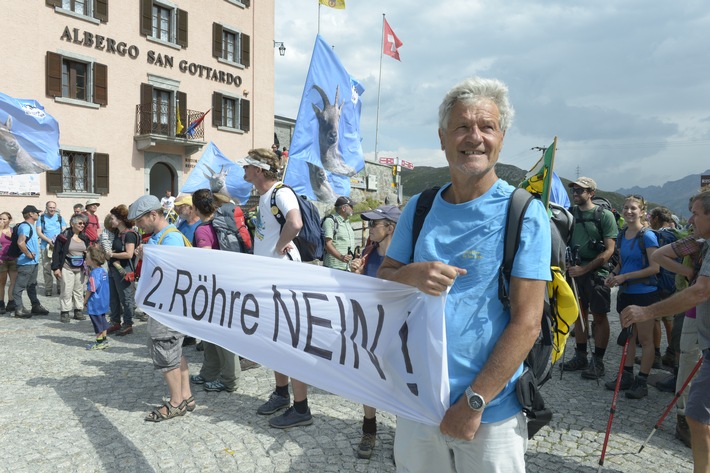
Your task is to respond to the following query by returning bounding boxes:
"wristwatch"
[465,387,486,412]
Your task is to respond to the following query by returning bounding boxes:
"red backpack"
[233,206,253,252]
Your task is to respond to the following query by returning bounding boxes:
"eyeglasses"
[368,221,390,228]
[74,222,86,226]
[571,187,587,195]
[626,194,645,204]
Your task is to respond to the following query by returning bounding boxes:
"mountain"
[616,170,710,219]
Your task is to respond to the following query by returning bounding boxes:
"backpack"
[233,206,253,253]
[194,203,246,253]
[40,213,64,231]
[6,222,34,259]
[321,214,340,240]
[621,227,679,295]
[412,186,579,439]
[118,229,141,269]
[270,183,325,262]
[570,199,619,272]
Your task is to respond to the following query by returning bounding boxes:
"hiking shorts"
[686,350,710,425]
[147,317,184,372]
[0,259,17,273]
[574,272,610,315]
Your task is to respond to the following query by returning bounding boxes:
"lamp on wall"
[274,41,286,56]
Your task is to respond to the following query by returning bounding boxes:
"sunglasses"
[570,187,587,195]
[368,221,390,228]
[74,221,86,226]
[626,194,645,204]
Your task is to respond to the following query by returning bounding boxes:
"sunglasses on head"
[626,194,645,204]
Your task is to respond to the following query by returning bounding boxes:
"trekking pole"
[638,356,704,453]
[598,325,633,473]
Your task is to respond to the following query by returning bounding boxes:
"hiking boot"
[107,323,122,334]
[605,370,634,391]
[239,358,260,371]
[44,290,53,297]
[190,374,207,385]
[73,309,86,321]
[561,351,588,371]
[182,336,197,347]
[203,380,236,392]
[0,301,5,315]
[14,308,32,319]
[257,392,290,415]
[196,341,204,351]
[59,311,71,323]
[268,406,313,429]
[656,374,677,393]
[136,311,149,322]
[662,349,676,368]
[357,432,376,459]
[115,325,133,336]
[31,304,49,315]
[581,357,605,379]
[676,415,692,448]
[625,376,649,399]
[5,300,16,312]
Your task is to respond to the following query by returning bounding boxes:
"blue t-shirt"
[150,225,187,247]
[177,219,201,244]
[364,249,384,277]
[387,179,552,423]
[16,222,40,266]
[619,228,659,294]
[38,213,64,249]
[87,267,110,315]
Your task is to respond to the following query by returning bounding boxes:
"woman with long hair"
[106,205,138,336]
[51,213,90,322]
[0,212,19,315]
[605,195,660,399]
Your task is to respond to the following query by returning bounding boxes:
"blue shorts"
[89,314,110,335]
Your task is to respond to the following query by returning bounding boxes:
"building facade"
[0,0,274,218]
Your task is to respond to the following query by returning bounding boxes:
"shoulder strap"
[410,186,440,262]
[18,221,33,239]
[40,214,45,228]
[498,188,534,310]
[270,183,288,227]
[157,226,192,247]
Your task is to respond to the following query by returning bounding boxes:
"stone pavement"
[0,286,693,472]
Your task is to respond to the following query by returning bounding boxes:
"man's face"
[86,204,98,214]
[243,164,258,184]
[438,99,505,179]
[45,202,57,216]
[570,186,591,205]
[339,204,353,218]
[74,207,82,215]
[690,199,710,239]
[166,191,172,198]
[176,204,191,219]
[27,210,39,222]
[135,211,157,233]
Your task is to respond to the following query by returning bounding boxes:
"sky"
[274,0,710,192]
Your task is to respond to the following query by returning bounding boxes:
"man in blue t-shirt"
[36,200,67,296]
[174,194,201,243]
[378,77,551,473]
[12,205,50,318]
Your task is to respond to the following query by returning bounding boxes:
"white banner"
[135,245,449,426]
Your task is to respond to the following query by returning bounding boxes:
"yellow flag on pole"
[319,0,345,9]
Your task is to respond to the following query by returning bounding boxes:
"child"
[84,246,110,350]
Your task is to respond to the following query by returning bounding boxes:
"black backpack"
[6,222,34,259]
[271,184,325,262]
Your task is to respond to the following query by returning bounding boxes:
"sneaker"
[561,351,588,371]
[625,376,649,399]
[73,310,86,321]
[203,380,235,392]
[268,406,313,429]
[86,340,109,350]
[107,323,122,334]
[136,311,149,322]
[190,374,206,385]
[14,308,32,319]
[257,392,290,415]
[239,358,260,371]
[59,311,71,323]
[605,370,634,391]
[656,374,677,393]
[5,300,16,312]
[357,432,376,459]
[676,415,692,448]
[31,304,49,315]
[581,358,605,379]
[115,325,133,336]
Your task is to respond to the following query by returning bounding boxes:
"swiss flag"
[383,18,403,61]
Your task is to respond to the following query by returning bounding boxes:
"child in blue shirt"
[84,246,111,350]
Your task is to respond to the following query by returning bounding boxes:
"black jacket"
[51,228,90,271]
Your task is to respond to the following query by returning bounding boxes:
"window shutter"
[212,92,223,127]
[177,91,186,134]
[242,0,250,7]
[212,23,223,59]
[240,99,250,132]
[241,34,250,68]
[140,0,152,37]
[139,83,153,134]
[177,9,188,48]
[94,153,109,195]
[94,0,108,22]
[46,168,63,194]
[46,0,62,7]
[46,52,62,98]
[94,63,108,106]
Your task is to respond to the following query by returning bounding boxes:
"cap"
[22,205,40,214]
[568,177,597,191]
[127,195,163,220]
[173,194,192,207]
[237,156,272,171]
[335,196,354,207]
[361,205,402,223]
[85,198,101,207]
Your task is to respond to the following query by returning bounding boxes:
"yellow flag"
[176,105,184,134]
[319,0,345,9]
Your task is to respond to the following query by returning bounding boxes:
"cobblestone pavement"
[0,286,693,472]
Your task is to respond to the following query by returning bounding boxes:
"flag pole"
[374,13,385,161]
[317,2,321,35]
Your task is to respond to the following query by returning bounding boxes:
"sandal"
[144,400,187,422]
[185,395,197,412]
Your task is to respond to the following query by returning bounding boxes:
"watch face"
[469,395,484,410]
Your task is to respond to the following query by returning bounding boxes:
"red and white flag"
[383,18,403,61]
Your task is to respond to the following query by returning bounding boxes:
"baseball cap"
[361,205,401,223]
[128,195,162,220]
[173,194,192,207]
[85,198,101,207]
[335,196,354,207]
[568,177,597,191]
[22,205,40,214]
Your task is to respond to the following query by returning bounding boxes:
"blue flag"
[284,34,365,204]
[0,92,60,176]
[549,172,571,208]
[181,142,252,205]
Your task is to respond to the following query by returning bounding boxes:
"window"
[46,52,107,106]
[140,0,188,48]
[152,88,172,132]
[47,0,108,22]
[63,0,87,15]
[212,92,250,132]
[46,150,109,195]
[138,83,188,138]
[213,23,250,67]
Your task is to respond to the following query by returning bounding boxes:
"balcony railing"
[135,104,205,141]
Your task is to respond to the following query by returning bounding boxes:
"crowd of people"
[2,76,710,472]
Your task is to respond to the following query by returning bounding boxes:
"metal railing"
[135,104,205,140]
